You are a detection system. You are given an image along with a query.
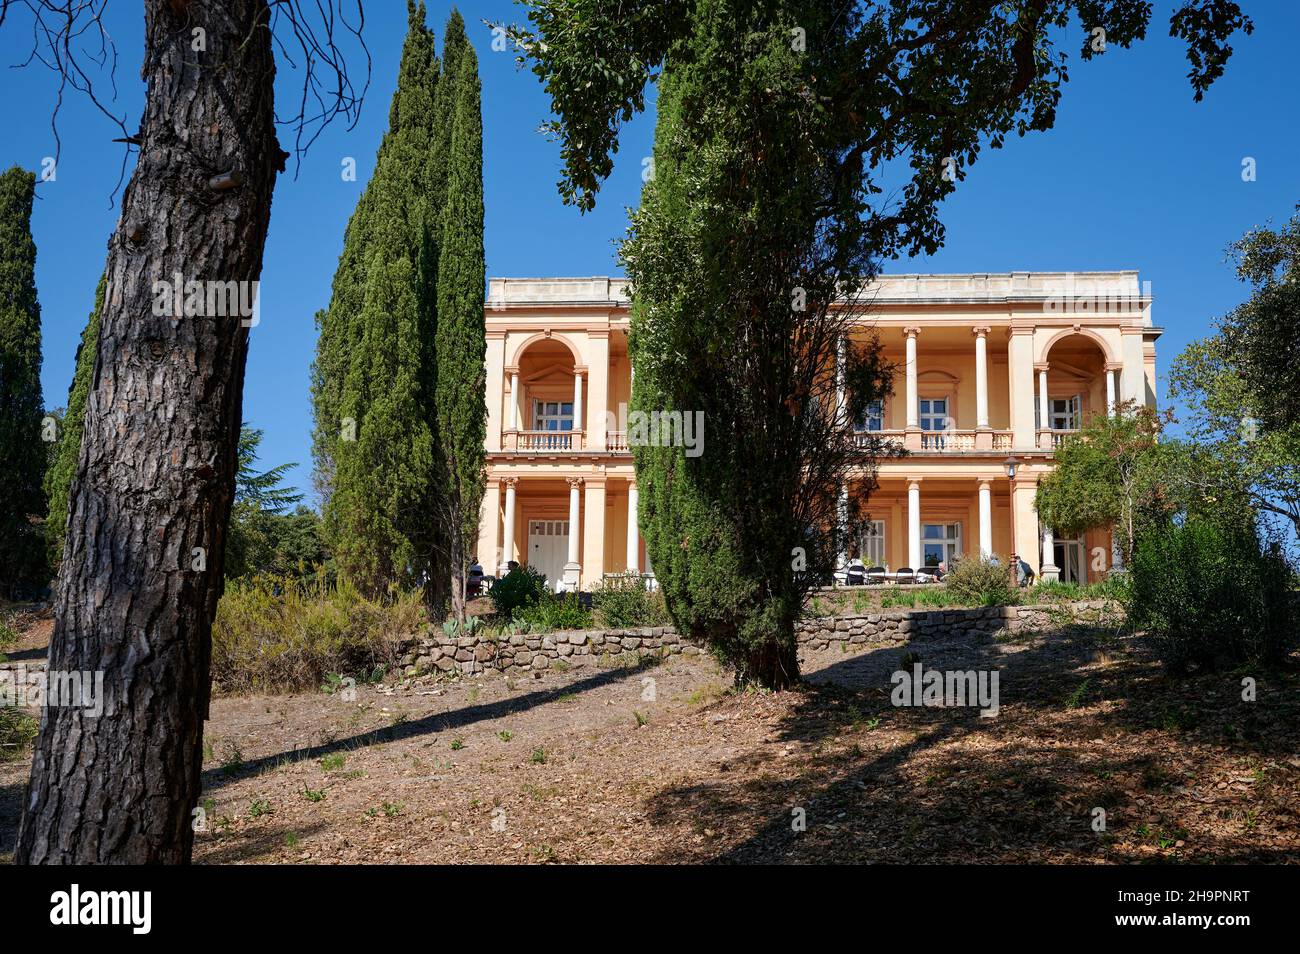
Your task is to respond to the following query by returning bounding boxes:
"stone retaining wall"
[394,600,1117,677]
[793,600,1117,651]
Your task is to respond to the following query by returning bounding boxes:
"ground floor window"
[922,522,961,567]
[856,519,886,566]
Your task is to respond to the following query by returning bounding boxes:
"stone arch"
[509,331,582,368]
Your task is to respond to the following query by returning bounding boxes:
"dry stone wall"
[393,600,1117,677]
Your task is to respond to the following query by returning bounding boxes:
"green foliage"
[489,564,550,619]
[513,592,593,632]
[1126,514,1296,672]
[1036,407,1177,566]
[1027,576,1130,604]
[945,556,1018,607]
[44,274,103,566]
[0,707,38,762]
[313,2,445,601]
[1169,283,1300,538]
[226,428,323,582]
[0,167,47,591]
[591,573,670,627]
[211,575,423,693]
[510,0,1249,689]
[434,24,487,613]
[0,613,17,660]
[1211,209,1300,434]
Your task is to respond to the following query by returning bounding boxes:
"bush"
[489,565,550,620]
[211,575,423,693]
[1127,515,1297,672]
[591,573,670,628]
[513,592,592,633]
[0,707,38,762]
[945,556,1019,606]
[0,613,17,661]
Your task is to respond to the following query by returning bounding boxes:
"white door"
[528,520,569,592]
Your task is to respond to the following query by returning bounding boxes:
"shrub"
[513,592,592,632]
[489,565,550,620]
[591,573,670,628]
[0,613,17,661]
[1127,515,1297,672]
[0,707,38,762]
[945,556,1019,606]
[211,575,422,693]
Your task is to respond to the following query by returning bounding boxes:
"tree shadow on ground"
[645,621,1300,864]
[202,656,663,793]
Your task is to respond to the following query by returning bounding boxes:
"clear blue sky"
[3,2,1297,501]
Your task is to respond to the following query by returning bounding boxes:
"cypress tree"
[44,274,104,565]
[435,38,486,620]
[312,1,446,597]
[0,166,46,592]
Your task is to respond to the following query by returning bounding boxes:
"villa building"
[475,272,1159,591]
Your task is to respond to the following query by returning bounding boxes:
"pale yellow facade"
[476,272,1160,590]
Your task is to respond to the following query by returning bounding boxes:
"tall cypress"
[435,36,486,619]
[44,275,104,565]
[312,1,446,597]
[0,166,46,591]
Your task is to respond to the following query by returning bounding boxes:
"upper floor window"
[534,400,574,431]
[1050,395,1081,430]
[855,400,884,432]
[919,397,950,432]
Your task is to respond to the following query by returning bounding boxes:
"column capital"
[505,365,521,375]
[907,477,923,491]
[573,365,588,377]
[972,326,991,338]
[566,476,584,489]
[503,476,518,488]
[977,478,993,490]
[903,326,922,339]
[1034,362,1050,373]
[1104,361,1123,372]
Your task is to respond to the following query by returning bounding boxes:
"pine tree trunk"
[16,0,281,864]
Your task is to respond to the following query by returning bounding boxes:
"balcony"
[853,429,1015,452]
[509,429,582,452]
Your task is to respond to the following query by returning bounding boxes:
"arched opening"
[513,337,583,451]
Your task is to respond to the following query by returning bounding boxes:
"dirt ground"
[2,612,1297,864]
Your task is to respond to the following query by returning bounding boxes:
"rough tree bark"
[16,0,282,864]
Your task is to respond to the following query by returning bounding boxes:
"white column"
[562,478,582,590]
[1041,525,1058,582]
[907,479,921,569]
[974,328,989,429]
[905,329,919,430]
[500,478,517,575]
[838,483,849,568]
[835,335,847,424]
[1105,366,1116,416]
[626,482,640,574]
[508,371,520,430]
[978,480,993,559]
[572,369,584,442]
[1037,367,1049,432]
